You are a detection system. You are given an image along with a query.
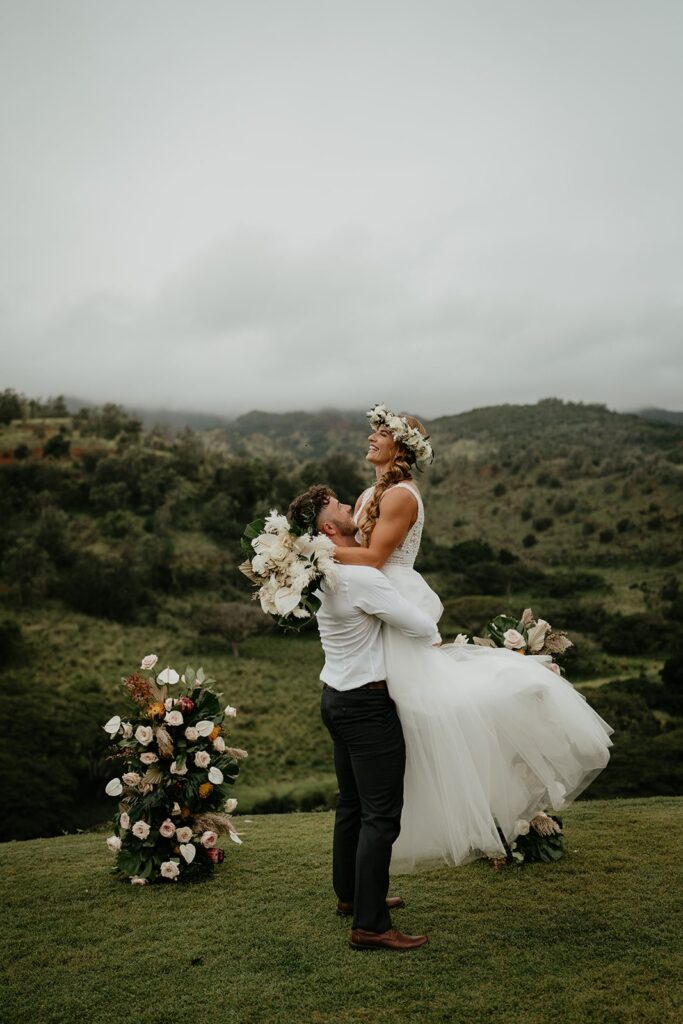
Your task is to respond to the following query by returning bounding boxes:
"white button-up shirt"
[315,564,441,691]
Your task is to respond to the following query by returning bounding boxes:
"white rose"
[503,629,527,650]
[130,876,147,885]
[160,861,180,880]
[158,667,180,685]
[140,752,158,765]
[105,778,123,797]
[213,736,226,753]
[164,710,183,727]
[135,725,153,746]
[176,826,193,844]
[194,751,211,769]
[185,726,199,742]
[200,830,218,848]
[122,772,141,786]
[122,721,133,739]
[106,835,121,852]
[514,819,530,836]
[159,819,175,838]
[140,654,158,670]
[208,766,223,785]
[223,705,237,718]
[120,812,130,830]
[196,720,214,737]
[170,760,188,776]
[224,798,238,814]
[132,820,150,840]
[103,715,121,736]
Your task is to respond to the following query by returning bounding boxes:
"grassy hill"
[1,391,681,841]
[1,797,681,1024]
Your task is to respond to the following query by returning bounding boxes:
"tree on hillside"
[195,601,272,656]
[0,388,23,424]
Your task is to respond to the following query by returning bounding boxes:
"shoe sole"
[348,938,428,952]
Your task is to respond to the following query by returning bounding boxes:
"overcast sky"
[1,0,681,417]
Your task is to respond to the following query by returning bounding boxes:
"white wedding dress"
[355,483,613,873]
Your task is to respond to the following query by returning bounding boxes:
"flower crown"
[366,404,434,467]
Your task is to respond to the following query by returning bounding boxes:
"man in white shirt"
[288,485,440,952]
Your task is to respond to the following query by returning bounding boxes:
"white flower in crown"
[366,403,433,467]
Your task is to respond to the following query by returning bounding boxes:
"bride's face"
[367,428,397,468]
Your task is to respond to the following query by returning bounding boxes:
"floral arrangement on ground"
[490,811,565,868]
[451,607,573,674]
[103,654,248,885]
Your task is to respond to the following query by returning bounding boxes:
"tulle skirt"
[381,565,614,873]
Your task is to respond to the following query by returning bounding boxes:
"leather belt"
[323,680,387,691]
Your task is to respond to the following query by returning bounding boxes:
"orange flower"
[180,806,192,819]
[146,702,165,719]
[209,725,222,742]
[198,783,214,799]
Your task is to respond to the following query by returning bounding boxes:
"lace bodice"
[355,482,424,568]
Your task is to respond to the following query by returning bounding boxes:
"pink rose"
[106,835,122,853]
[132,820,150,840]
[503,629,527,650]
[160,861,180,880]
[140,752,158,765]
[165,710,183,727]
[135,725,153,746]
[201,830,218,848]
[224,798,238,814]
[159,819,175,838]
[140,654,158,670]
[194,751,211,769]
[122,772,141,786]
[185,726,199,742]
[176,826,193,844]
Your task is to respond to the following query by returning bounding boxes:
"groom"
[288,485,440,951]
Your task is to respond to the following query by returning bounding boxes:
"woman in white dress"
[334,405,613,872]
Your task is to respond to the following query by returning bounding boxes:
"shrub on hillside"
[522,533,537,548]
[601,613,670,657]
[448,538,496,569]
[0,618,25,667]
[62,553,149,622]
[195,601,273,656]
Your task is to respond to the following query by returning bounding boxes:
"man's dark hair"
[288,484,337,534]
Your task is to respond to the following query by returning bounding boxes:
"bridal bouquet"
[103,655,247,885]
[239,509,338,628]
[453,607,573,674]
[499,812,564,866]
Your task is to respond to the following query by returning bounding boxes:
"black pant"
[320,684,406,933]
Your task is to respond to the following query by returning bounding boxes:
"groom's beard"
[330,515,358,538]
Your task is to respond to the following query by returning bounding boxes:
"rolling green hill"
[1,390,681,841]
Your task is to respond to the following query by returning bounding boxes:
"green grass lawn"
[2,798,681,1024]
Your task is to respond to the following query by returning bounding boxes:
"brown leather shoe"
[349,927,428,951]
[336,896,405,917]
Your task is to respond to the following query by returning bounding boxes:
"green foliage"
[0,617,24,667]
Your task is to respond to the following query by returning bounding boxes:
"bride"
[333,404,613,872]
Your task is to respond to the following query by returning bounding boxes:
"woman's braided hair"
[359,414,429,546]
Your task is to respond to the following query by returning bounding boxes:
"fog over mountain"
[1,1,682,416]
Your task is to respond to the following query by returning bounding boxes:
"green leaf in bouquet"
[243,518,266,541]
[197,690,220,717]
[196,667,205,684]
[185,666,196,685]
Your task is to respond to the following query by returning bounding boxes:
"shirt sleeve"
[352,570,442,644]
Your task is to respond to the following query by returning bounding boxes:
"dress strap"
[391,481,423,508]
